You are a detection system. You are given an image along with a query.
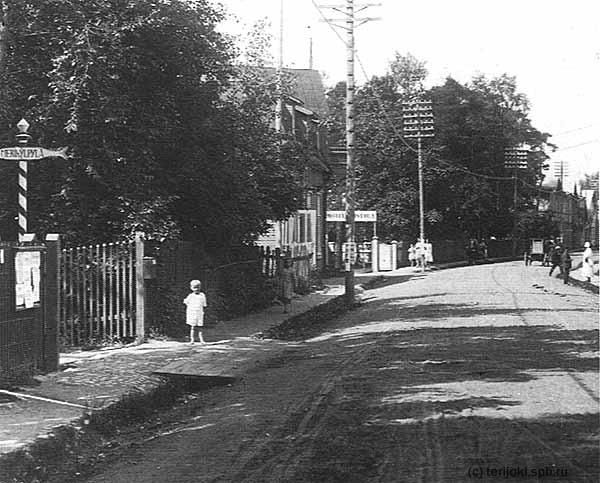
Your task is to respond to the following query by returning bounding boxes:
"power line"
[554,139,599,151]
[310,1,562,203]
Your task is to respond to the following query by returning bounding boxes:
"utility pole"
[402,98,434,267]
[553,159,569,190]
[319,1,380,304]
[275,0,284,133]
[504,147,528,256]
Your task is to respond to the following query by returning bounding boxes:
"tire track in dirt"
[485,265,597,482]
[220,341,377,482]
[489,265,598,403]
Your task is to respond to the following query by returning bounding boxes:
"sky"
[214,0,599,191]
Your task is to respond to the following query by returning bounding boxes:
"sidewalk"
[0,274,380,458]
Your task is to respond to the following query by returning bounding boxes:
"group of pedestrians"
[548,243,572,284]
[408,239,433,270]
[547,240,596,285]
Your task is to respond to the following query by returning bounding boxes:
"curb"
[566,276,599,294]
[258,276,384,341]
[0,377,201,483]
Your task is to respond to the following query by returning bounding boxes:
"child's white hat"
[190,279,201,288]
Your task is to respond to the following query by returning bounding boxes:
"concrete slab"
[152,339,292,379]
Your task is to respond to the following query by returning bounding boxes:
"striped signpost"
[0,119,68,241]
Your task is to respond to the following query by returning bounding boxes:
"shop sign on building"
[326,210,377,222]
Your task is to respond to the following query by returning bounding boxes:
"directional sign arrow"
[0,146,68,161]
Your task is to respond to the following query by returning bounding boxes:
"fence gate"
[59,238,142,347]
[378,243,394,271]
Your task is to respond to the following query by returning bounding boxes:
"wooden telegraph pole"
[504,147,528,256]
[319,1,379,304]
[402,99,434,270]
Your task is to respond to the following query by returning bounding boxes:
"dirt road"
[84,262,599,482]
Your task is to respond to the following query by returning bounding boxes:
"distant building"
[256,69,331,269]
[536,188,586,248]
[580,188,599,248]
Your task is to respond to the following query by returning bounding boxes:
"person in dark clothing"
[542,239,554,267]
[548,245,563,277]
[560,247,572,284]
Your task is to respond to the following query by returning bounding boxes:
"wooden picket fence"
[59,238,141,347]
[257,243,312,287]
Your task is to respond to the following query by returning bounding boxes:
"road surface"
[83,261,599,483]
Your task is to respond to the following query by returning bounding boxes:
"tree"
[326,52,555,242]
[516,211,559,240]
[0,1,306,250]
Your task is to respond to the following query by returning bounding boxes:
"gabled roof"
[260,67,329,118]
[284,68,329,118]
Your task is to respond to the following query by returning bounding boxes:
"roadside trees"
[0,1,305,249]
[326,53,553,242]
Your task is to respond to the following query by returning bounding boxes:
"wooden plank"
[108,243,114,339]
[101,243,107,340]
[153,358,239,379]
[61,249,69,345]
[87,245,93,341]
[115,243,122,338]
[120,242,127,337]
[74,247,81,345]
[128,240,134,337]
[95,244,101,340]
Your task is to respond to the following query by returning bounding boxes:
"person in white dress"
[183,279,207,344]
[581,241,594,282]
[408,244,417,267]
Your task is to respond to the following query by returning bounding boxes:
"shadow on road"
[255,297,599,482]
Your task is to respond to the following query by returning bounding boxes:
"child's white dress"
[183,292,207,326]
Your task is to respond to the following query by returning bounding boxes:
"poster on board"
[15,250,41,308]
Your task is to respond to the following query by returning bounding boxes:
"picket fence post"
[135,232,145,343]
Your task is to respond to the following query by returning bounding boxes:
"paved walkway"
[0,274,376,456]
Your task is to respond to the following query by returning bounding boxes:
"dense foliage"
[326,53,556,242]
[0,0,305,248]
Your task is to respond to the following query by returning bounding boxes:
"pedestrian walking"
[279,258,295,313]
[548,244,563,277]
[581,241,594,282]
[560,247,572,284]
[479,239,488,259]
[183,279,207,344]
[542,239,554,267]
[425,239,433,265]
[408,244,417,267]
[466,238,478,265]
[415,239,427,270]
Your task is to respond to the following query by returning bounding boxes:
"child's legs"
[189,325,195,342]
[197,327,205,343]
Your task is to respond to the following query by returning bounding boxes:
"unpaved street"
[85,262,599,483]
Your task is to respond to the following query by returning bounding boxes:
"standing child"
[279,259,295,314]
[183,280,207,344]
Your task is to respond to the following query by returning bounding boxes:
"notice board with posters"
[15,250,41,309]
